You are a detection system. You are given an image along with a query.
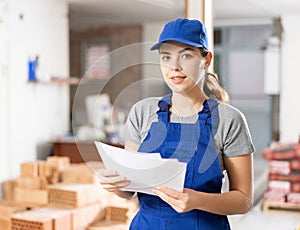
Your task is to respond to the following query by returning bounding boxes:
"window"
[83,42,110,80]
[214,29,222,45]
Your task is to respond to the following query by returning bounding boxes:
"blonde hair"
[199,47,229,103]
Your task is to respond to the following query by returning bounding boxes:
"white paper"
[94,141,187,195]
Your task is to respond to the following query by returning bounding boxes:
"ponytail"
[199,47,229,103]
[203,72,229,103]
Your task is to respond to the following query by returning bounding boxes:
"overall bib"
[129,94,231,230]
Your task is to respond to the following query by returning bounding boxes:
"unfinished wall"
[69,25,142,127]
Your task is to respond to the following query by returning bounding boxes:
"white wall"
[0,1,9,197]
[0,0,69,184]
[280,15,300,142]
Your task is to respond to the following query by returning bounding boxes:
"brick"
[263,191,286,203]
[268,180,291,193]
[70,202,103,230]
[11,211,52,230]
[94,190,139,224]
[269,173,300,182]
[47,156,70,171]
[16,176,48,190]
[14,188,48,206]
[268,160,291,175]
[31,206,72,230]
[0,217,11,230]
[3,179,16,201]
[20,162,38,178]
[46,157,71,184]
[287,193,300,204]
[38,161,52,177]
[0,200,27,219]
[105,206,128,223]
[109,194,139,223]
[48,183,101,208]
[48,165,60,184]
[62,164,99,184]
[292,182,300,193]
[87,220,129,230]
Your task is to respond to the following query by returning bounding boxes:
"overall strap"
[157,94,172,123]
[204,98,219,136]
[197,98,220,174]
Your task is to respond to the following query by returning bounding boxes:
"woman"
[100,18,255,230]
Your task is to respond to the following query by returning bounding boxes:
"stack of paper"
[94,141,187,195]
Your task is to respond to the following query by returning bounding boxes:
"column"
[280,15,300,142]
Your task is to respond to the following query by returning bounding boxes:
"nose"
[170,58,182,71]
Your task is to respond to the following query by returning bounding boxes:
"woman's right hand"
[98,169,131,193]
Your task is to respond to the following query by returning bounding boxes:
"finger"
[101,180,131,187]
[100,175,127,183]
[154,187,182,199]
[153,188,182,207]
[102,184,122,192]
[183,188,192,193]
[97,169,119,177]
[100,180,131,190]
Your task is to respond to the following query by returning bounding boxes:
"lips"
[170,75,186,84]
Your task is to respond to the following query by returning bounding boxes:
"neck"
[171,90,206,117]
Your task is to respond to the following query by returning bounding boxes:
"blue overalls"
[129,94,231,230]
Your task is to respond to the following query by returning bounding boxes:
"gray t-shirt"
[125,97,255,171]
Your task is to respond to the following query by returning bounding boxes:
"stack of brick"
[0,156,70,230]
[107,193,139,223]
[263,141,300,205]
[38,162,106,229]
[87,190,139,229]
[15,161,48,205]
[13,156,70,206]
[11,196,102,230]
[2,158,139,229]
[62,161,140,229]
[49,161,138,229]
[7,160,102,230]
[10,161,105,230]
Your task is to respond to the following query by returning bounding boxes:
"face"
[159,41,211,94]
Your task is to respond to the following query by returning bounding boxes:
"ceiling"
[67,0,300,28]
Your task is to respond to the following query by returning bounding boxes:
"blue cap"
[150,18,209,51]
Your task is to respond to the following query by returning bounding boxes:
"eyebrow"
[179,48,195,53]
[159,47,196,55]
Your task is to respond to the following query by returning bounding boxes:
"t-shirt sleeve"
[124,102,143,145]
[222,106,255,157]
[124,97,159,145]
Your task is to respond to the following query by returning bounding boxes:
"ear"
[204,52,213,69]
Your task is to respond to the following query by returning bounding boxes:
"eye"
[182,53,193,59]
[161,55,170,61]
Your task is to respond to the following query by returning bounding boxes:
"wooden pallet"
[263,202,300,215]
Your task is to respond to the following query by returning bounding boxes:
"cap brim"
[150,38,205,50]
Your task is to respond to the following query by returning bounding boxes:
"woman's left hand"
[152,187,198,213]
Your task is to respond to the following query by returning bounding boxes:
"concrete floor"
[229,200,300,230]
[228,153,300,230]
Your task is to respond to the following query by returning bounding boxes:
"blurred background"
[0,0,300,229]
